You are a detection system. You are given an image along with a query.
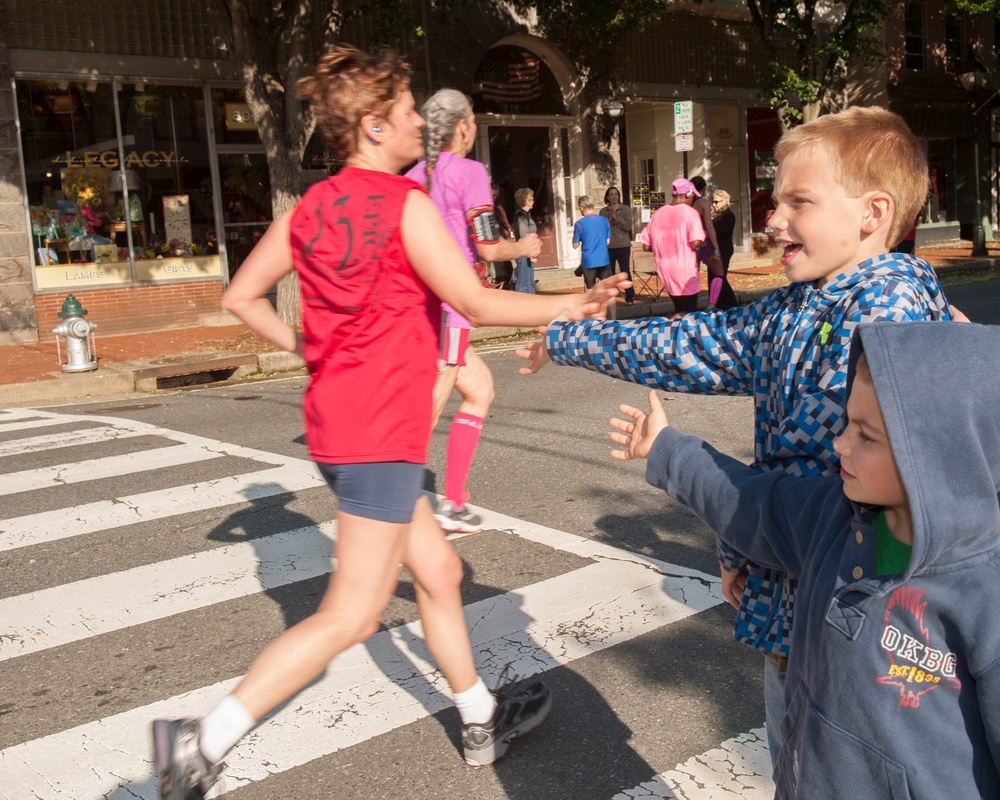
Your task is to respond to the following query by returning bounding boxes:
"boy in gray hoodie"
[609,321,1000,799]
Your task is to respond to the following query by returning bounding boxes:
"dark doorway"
[488,126,558,268]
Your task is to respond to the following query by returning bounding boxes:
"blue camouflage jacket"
[546,252,952,657]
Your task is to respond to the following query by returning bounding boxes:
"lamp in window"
[110,170,143,222]
[109,170,140,192]
[47,94,79,115]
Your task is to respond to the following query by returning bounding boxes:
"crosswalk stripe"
[614,727,772,799]
[0,415,82,433]
[0,508,713,662]
[0,424,149,458]
[0,443,226,496]
[0,464,327,553]
[0,408,60,426]
[0,522,337,660]
[0,515,723,799]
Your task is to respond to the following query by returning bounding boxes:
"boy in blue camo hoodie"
[517,106,954,763]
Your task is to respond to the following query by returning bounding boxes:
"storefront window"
[18,79,223,289]
[115,83,221,280]
[217,151,271,276]
[20,80,123,277]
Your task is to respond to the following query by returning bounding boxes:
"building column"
[0,15,37,345]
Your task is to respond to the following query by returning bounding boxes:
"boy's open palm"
[516,337,550,375]
[609,390,669,461]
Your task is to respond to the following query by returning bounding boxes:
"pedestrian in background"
[513,187,537,293]
[488,182,515,289]
[710,188,739,310]
[690,176,727,304]
[572,195,612,289]
[601,186,635,305]
[150,46,625,799]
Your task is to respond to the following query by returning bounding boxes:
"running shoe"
[462,680,553,767]
[435,500,483,533]
[152,718,221,800]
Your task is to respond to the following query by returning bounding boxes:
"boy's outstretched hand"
[516,336,550,375]
[517,274,631,376]
[609,389,669,461]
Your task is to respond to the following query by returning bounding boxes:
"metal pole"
[971,98,987,257]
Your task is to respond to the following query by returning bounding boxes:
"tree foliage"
[505,0,668,52]
[744,0,890,126]
[945,0,998,11]
[506,0,890,132]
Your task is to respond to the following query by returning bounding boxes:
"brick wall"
[34,281,224,341]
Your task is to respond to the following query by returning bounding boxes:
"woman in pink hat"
[637,178,705,317]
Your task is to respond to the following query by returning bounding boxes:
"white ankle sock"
[199,695,255,764]
[453,677,496,725]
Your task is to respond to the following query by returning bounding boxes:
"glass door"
[488,127,558,268]
[217,152,272,276]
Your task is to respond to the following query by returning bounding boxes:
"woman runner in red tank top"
[151,45,628,799]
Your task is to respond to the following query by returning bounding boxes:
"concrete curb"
[257,350,306,373]
[0,364,136,408]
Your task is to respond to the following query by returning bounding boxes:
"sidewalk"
[2,244,997,408]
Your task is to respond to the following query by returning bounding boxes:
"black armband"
[468,206,501,244]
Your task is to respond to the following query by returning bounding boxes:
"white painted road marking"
[0,410,326,553]
[0,522,336,660]
[0,464,326,552]
[614,727,772,799]
[0,443,225,495]
[0,408,775,800]
[0,423,148,458]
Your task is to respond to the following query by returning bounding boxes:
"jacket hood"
[847,321,1000,577]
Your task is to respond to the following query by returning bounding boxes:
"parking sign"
[674,101,693,135]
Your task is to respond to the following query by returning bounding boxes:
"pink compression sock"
[709,277,723,306]
[446,412,484,506]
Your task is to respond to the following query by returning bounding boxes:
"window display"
[18,79,223,289]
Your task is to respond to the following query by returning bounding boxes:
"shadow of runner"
[362,563,658,800]
[206,484,331,631]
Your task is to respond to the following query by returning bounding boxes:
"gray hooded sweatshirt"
[647,321,1000,799]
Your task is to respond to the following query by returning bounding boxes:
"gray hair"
[577,195,595,211]
[419,88,472,192]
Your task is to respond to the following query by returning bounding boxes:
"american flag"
[476,54,542,104]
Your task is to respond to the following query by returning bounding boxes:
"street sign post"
[674,102,694,176]
[674,101,693,135]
